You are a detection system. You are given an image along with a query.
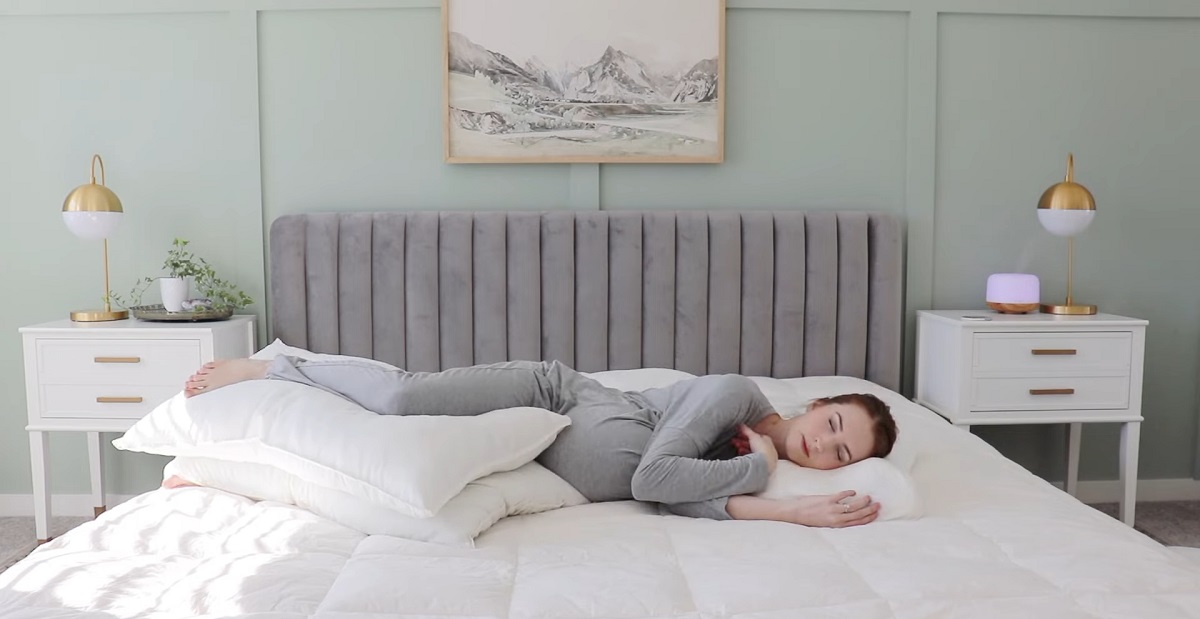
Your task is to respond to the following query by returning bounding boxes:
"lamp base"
[70,309,129,322]
[1039,303,1097,316]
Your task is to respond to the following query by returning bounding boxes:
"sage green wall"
[0,11,266,497]
[934,14,1200,481]
[0,1,1197,502]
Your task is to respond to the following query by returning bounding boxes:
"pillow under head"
[757,458,922,521]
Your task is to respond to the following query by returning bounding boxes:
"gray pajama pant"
[267,356,774,520]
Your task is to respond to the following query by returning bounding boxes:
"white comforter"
[3,376,1199,618]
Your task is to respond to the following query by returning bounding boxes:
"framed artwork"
[442,0,725,164]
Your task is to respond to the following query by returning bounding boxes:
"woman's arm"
[631,379,780,506]
[726,492,881,528]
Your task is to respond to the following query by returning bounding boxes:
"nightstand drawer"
[40,384,180,419]
[973,332,1132,375]
[36,339,201,386]
[972,376,1130,411]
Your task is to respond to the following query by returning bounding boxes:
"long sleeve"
[630,374,775,511]
[661,497,734,521]
[631,429,770,504]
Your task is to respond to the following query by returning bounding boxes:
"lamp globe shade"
[1037,208,1095,238]
[62,183,124,240]
[1036,153,1096,237]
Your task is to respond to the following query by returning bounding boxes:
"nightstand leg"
[87,432,106,518]
[1065,422,1082,497]
[29,432,50,543]
[1119,421,1141,527]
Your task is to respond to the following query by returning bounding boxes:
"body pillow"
[165,457,587,546]
[114,379,570,519]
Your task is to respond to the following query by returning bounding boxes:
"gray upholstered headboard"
[269,210,903,390]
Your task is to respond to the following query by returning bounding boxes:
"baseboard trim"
[0,494,138,517]
[1053,478,1200,504]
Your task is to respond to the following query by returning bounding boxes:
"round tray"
[130,304,233,322]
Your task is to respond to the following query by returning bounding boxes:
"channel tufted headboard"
[268,210,903,390]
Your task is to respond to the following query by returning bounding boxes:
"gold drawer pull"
[1031,349,1077,356]
[1029,388,1075,396]
[95,356,142,364]
[96,396,144,404]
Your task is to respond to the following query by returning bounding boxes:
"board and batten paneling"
[0,0,1197,501]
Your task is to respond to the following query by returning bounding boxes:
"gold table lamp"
[62,154,129,322]
[1036,153,1097,315]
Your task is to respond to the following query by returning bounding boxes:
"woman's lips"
[802,436,810,457]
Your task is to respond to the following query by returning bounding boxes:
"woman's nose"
[813,437,823,453]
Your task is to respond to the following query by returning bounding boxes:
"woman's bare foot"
[184,358,271,397]
[162,475,199,489]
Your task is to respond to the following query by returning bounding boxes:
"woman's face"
[784,400,877,470]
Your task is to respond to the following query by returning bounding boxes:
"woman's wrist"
[726,495,790,521]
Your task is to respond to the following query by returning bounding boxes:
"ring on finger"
[843,502,850,513]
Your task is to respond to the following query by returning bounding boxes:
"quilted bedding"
[2,376,1199,618]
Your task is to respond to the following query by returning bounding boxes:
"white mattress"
[3,375,1199,618]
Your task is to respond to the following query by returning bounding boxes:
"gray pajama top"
[268,357,777,520]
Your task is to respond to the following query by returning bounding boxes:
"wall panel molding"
[901,8,938,394]
[932,0,1200,18]
[6,0,1199,16]
[235,9,270,343]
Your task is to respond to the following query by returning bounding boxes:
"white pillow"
[583,368,697,392]
[164,457,587,546]
[251,338,400,369]
[757,458,922,521]
[114,379,570,518]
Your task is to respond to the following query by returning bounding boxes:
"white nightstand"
[20,316,256,542]
[915,310,1147,526]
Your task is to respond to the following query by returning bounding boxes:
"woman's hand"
[783,491,879,528]
[739,424,778,473]
[726,492,881,527]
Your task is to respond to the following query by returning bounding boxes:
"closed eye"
[835,412,852,462]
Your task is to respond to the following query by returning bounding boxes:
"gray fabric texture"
[266,356,774,520]
[269,210,904,390]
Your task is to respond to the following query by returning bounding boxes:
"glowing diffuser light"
[62,154,129,322]
[1037,153,1097,315]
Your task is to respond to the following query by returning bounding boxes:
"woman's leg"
[188,356,562,417]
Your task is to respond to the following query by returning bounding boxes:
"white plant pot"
[160,277,189,312]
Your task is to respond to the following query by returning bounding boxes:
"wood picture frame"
[442,0,725,164]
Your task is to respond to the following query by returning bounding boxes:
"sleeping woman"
[174,356,898,528]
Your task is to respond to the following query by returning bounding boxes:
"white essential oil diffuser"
[986,273,1040,314]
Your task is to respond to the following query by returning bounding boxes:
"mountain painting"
[444,0,724,163]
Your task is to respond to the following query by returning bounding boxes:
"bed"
[2,210,1198,618]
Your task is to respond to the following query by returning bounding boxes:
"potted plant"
[159,239,204,311]
[109,238,253,314]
